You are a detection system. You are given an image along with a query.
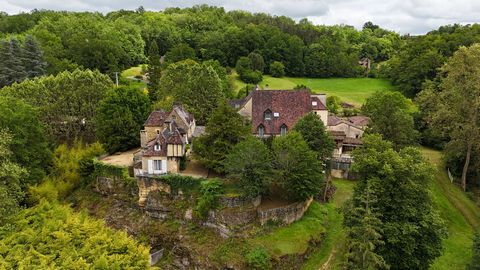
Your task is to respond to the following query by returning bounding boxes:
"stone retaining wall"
[257,197,313,225]
[137,176,171,207]
[219,195,261,208]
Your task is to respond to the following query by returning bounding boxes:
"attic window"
[273,112,280,117]
[312,101,318,106]
[264,109,272,121]
[154,144,161,151]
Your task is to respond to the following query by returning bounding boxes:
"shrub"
[240,70,263,84]
[245,246,271,269]
[194,179,223,219]
[269,61,285,77]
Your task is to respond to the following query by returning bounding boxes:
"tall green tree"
[272,131,324,201]
[0,96,50,186]
[147,41,162,101]
[194,102,250,173]
[224,136,273,198]
[95,86,151,153]
[248,52,265,73]
[22,35,46,79]
[165,43,196,64]
[362,91,418,149]
[344,181,388,270]
[2,69,113,143]
[293,112,335,162]
[159,60,225,124]
[345,134,447,269]
[417,44,480,191]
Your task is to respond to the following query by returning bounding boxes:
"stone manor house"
[134,88,368,178]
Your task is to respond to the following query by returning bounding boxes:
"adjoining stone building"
[134,104,201,176]
[230,88,369,178]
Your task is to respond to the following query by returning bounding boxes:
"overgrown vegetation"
[0,201,151,269]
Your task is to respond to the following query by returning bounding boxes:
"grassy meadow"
[231,73,395,106]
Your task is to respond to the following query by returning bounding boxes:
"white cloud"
[1,0,479,34]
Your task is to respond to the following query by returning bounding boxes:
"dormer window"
[280,124,287,136]
[154,143,161,151]
[264,109,272,121]
[258,125,265,137]
[312,101,318,106]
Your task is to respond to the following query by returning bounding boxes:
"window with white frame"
[264,109,272,121]
[258,125,265,137]
[154,143,161,151]
[153,160,162,171]
[280,124,287,136]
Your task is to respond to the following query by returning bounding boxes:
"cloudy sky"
[1,0,480,34]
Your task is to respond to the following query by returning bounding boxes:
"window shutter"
[162,160,167,173]
[147,160,153,174]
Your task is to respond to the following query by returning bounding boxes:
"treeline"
[0,6,400,83]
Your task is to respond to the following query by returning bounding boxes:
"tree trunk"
[461,140,473,192]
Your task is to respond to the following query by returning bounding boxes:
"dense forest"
[1,5,480,269]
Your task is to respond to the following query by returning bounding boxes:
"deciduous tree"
[224,136,273,198]
[417,44,480,191]
[362,91,418,149]
[272,131,324,201]
[194,102,250,173]
[95,86,151,153]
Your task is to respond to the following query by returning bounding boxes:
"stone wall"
[137,176,171,207]
[257,197,313,226]
[219,195,261,208]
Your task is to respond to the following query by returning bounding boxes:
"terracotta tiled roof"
[143,134,168,157]
[347,116,370,127]
[251,90,314,135]
[311,96,327,110]
[327,114,343,126]
[144,111,169,127]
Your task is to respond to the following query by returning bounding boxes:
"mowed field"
[231,74,395,106]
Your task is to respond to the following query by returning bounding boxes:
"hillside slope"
[421,148,480,269]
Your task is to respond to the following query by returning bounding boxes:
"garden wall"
[257,197,313,225]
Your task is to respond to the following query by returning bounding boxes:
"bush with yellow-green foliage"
[29,142,104,203]
[0,201,151,269]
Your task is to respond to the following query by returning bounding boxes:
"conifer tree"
[9,38,27,84]
[22,35,46,79]
[0,40,14,88]
[147,41,162,101]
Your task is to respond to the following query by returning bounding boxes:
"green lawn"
[121,65,144,78]
[231,73,394,106]
[302,179,356,270]
[253,201,328,258]
[421,147,480,270]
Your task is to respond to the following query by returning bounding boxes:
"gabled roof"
[228,99,246,109]
[144,111,169,127]
[251,90,315,134]
[311,96,327,110]
[347,116,370,127]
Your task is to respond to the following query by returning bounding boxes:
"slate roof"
[228,99,246,109]
[251,90,326,135]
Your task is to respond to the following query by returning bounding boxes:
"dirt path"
[100,148,139,167]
